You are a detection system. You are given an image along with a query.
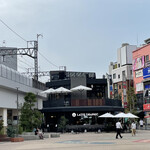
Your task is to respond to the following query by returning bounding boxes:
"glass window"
[146,55,149,62]
[119,85,121,89]
[118,74,120,79]
[113,73,116,79]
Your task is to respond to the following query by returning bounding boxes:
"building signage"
[143,104,150,111]
[143,67,150,79]
[133,56,145,71]
[135,69,143,78]
[77,113,98,117]
[124,102,127,108]
[136,83,143,92]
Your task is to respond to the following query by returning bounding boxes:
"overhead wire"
[38,51,59,68]
[0,18,59,69]
[18,56,33,68]
[0,19,27,42]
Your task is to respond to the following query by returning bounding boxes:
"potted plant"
[0,120,6,140]
[7,125,24,142]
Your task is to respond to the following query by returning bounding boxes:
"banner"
[133,56,144,71]
[135,69,143,78]
[143,104,150,111]
[143,67,150,79]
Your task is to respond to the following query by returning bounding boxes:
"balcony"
[44,98,122,108]
[71,98,122,107]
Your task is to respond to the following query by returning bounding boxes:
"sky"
[0,0,150,82]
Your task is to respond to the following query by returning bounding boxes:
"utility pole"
[34,34,43,81]
[16,87,19,137]
[0,34,43,81]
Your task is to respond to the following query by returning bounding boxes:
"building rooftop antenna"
[2,40,6,47]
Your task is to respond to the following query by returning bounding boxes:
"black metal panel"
[41,106,124,113]
[105,99,122,107]
[46,80,70,88]
[87,78,107,85]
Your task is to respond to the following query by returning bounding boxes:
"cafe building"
[42,70,123,131]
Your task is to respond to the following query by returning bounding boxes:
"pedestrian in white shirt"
[139,119,144,128]
[116,120,123,139]
[131,121,136,136]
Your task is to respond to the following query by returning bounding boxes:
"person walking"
[131,121,136,136]
[116,120,123,139]
[139,119,144,129]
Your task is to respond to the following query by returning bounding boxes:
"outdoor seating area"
[66,124,105,133]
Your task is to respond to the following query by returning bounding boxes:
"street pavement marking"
[57,140,115,144]
[133,139,150,143]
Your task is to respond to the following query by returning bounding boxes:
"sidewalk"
[0,130,150,150]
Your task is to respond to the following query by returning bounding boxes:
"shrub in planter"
[18,125,23,134]
[58,116,68,133]
[7,126,24,142]
[7,126,16,138]
[0,120,4,135]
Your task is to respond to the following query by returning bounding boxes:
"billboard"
[136,83,143,92]
[143,104,150,111]
[135,69,143,78]
[143,67,150,79]
[132,56,144,71]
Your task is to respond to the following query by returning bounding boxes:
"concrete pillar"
[2,108,7,133]
[2,109,7,126]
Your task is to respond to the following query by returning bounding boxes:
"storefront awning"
[41,106,124,113]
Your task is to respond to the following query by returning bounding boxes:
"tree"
[0,120,3,134]
[127,87,137,112]
[57,116,68,132]
[20,92,43,131]
[118,93,122,100]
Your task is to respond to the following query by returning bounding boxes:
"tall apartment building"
[132,39,150,121]
[109,43,137,107]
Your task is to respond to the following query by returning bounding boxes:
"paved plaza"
[1,130,150,150]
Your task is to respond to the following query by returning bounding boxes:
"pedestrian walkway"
[0,130,150,150]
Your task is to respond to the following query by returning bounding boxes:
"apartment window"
[146,55,149,62]
[118,74,120,79]
[113,64,117,69]
[119,85,121,89]
[118,64,120,67]
[122,70,125,79]
[114,84,118,89]
[130,70,132,75]
[113,73,116,79]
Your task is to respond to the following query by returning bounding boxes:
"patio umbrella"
[114,112,127,118]
[41,88,55,94]
[53,87,71,94]
[70,85,92,99]
[70,85,92,91]
[98,113,114,118]
[126,113,139,118]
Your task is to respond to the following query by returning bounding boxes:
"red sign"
[123,85,126,89]
[143,104,150,111]
[124,102,127,108]
[144,115,150,118]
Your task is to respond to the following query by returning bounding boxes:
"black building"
[42,70,123,131]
